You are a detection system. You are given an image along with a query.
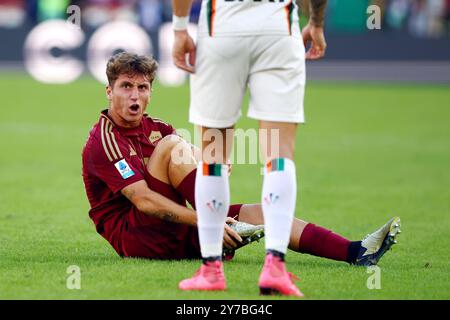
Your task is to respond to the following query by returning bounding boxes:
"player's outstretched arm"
[300,0,327,60]
[172,0,196,73]
[122,180,243,248]
[122,180,197,226]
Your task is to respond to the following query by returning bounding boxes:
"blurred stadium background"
[0,0,450,83]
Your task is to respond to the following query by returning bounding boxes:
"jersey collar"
[100,109,146,137]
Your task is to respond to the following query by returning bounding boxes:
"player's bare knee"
[146,135,181,173]
[169,138,196,167]
[154,134,182,159]
[158,134,183,146]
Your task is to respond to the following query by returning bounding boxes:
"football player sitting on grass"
[82,52,401,266]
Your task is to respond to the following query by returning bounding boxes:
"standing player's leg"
[247,34,306,296]
[178,126,234,291]
[257,121,304,297]
[198,126,234,256]
[178,35,248,291]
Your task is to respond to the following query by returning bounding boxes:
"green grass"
[0,74,449,299]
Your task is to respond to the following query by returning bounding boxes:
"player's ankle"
[202,256,221,265]
[266,249,285,261]
[346,241,362,263]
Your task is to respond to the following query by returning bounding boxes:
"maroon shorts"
[117,174,242,260]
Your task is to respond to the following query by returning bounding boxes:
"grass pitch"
[0,74,449,299]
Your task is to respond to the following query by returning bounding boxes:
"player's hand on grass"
[223,217,242,249]
[302,23,327,60]
[173,30,196,73]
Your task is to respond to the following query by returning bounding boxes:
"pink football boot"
[179,260,226,291]
[258,253,304,297]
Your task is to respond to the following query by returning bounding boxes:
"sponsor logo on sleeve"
[114,159,135,179]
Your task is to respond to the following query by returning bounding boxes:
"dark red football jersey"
[81,110,182,255]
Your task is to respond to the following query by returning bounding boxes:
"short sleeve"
[86,136,144,194]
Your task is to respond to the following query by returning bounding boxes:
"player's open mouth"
[129,104,140,114]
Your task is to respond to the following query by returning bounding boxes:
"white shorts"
[189,35,306,128]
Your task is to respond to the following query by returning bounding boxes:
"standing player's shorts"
[189,35,306,128]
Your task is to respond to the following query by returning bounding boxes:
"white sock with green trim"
[261,158,297,255]
[195,162,230,259]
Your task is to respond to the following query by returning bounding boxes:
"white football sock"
[262,158,297,255]
[195,162,230,258]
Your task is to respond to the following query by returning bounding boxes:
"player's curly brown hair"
[106,51,158,86]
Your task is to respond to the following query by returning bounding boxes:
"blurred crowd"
[376,0,450,37]
[0,0,202,31]
[0,0,449,38]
